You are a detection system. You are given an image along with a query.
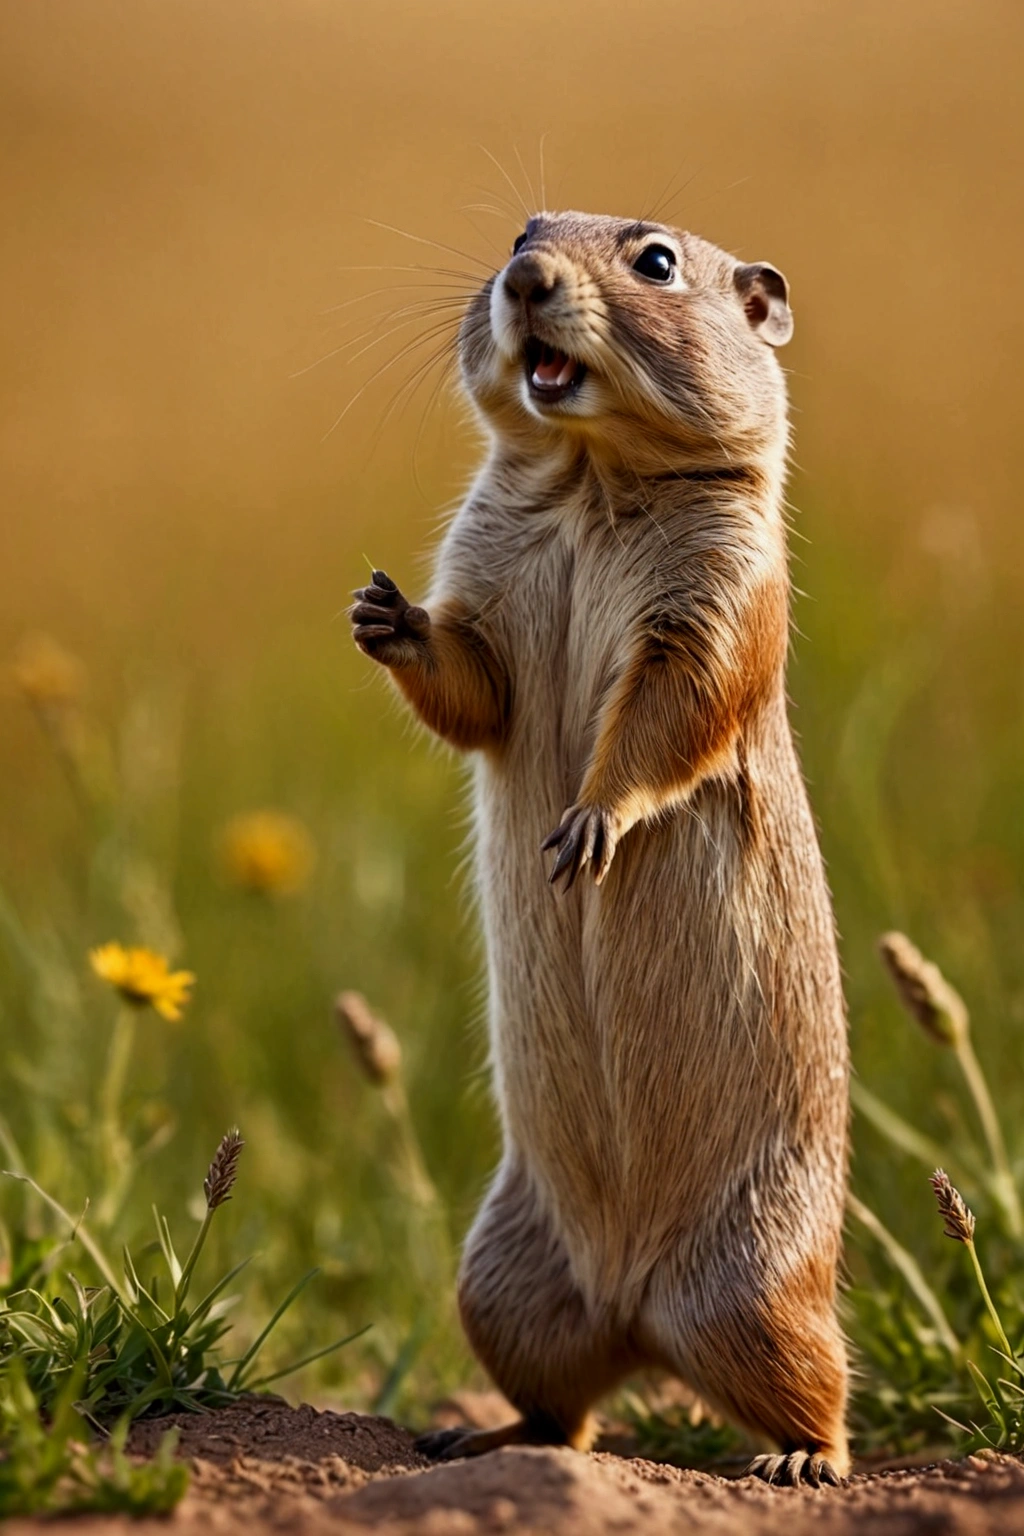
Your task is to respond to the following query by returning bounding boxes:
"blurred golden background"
[1,0,1022,1427]
[3,1,1022,655]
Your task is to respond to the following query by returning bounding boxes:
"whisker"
[320,281,476,317]
[457,212,506,265]
[470,181,523,224]
[377,336,459,442]
[293,301,468,379]
[661,173,753,229]
[335,262,482,282]
[364,333,461,477]
[362,218,490,273]
[646,169,698,225]
[460,202,516,223]
[538,132,548,210]
[512,143,538,212]
[477,145,532,219]
[321,319,462,440]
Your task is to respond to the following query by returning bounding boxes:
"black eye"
[633,245,676,283]
[512,231,528,255]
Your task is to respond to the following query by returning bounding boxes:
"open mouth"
[524,337,587,404]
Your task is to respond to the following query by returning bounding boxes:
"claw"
[783,1452,807,1485]
[549,823,582,887]
[541,820,568,853]
[371,569,397,591]
[745,1449,845,1489]
[543,806,619,890]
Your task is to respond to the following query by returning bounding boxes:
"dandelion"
[217,810,315,897]
[89,944,194,1225]
[90,943,195,1022]
[10,633,85,709]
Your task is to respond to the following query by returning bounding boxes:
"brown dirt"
[7,1399,1024,1535]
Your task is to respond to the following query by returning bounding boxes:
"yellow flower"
[11,634,85,708]
[217,810,315,897]
[90,943,195,1021]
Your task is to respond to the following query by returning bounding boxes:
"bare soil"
[8,1398,1024,1535]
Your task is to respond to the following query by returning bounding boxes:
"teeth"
[529,344,580,392]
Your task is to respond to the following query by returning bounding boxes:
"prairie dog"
[351,211,850,1486]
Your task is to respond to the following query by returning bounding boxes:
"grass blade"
[226,1268,319,1390]
[241,1324,371,1390]
[1,1172,123,1299]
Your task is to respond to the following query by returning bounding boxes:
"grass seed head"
[930,1168,976,1244]
[204,1128,245,1210]
[879,931,969,1048]
[336,991,402,1085]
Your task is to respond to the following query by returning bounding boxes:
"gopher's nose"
[503,250,559,306]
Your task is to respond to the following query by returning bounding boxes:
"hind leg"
[640,1222,849,1485]
[418,1159,638,1460]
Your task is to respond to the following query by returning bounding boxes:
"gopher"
[351,211,849,1486]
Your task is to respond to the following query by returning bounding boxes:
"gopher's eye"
[633,245,676,283]
[512,231,528,255]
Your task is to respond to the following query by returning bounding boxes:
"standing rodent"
[350,211,850,1486]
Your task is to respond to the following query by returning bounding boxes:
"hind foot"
[746,1450,845,1488]
[416,1411,595,1462]
[415,1420,538,1461]
[415,1426,477,1461]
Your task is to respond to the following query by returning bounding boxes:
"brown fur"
[351,211,850,1483]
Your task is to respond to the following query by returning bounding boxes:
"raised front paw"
[350,569,431,664]
[542,804,621,891]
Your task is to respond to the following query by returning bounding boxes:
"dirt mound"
[5,1399,1024,1535]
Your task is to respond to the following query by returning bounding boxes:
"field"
[1,0,1023,1519]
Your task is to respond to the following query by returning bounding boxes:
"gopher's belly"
[473,738,811,1298]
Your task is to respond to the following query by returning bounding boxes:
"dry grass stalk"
[204,1128,245,1210]
[880,933,1022,1240]
[930,1168,976,1244]
[336,990,402,1086]
[879,932,968,1047]
[334,990,451,1302]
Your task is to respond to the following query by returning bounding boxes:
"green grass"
[0,1358,188,1518]
[0,1125,365,1515]
[0,496,1022,1488]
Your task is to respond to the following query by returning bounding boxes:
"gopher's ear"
[734,262,793,347]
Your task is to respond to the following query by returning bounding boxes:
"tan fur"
[351,211,850,1482]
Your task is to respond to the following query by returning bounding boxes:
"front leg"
[544,588,786,890]
[351,570,509,753]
